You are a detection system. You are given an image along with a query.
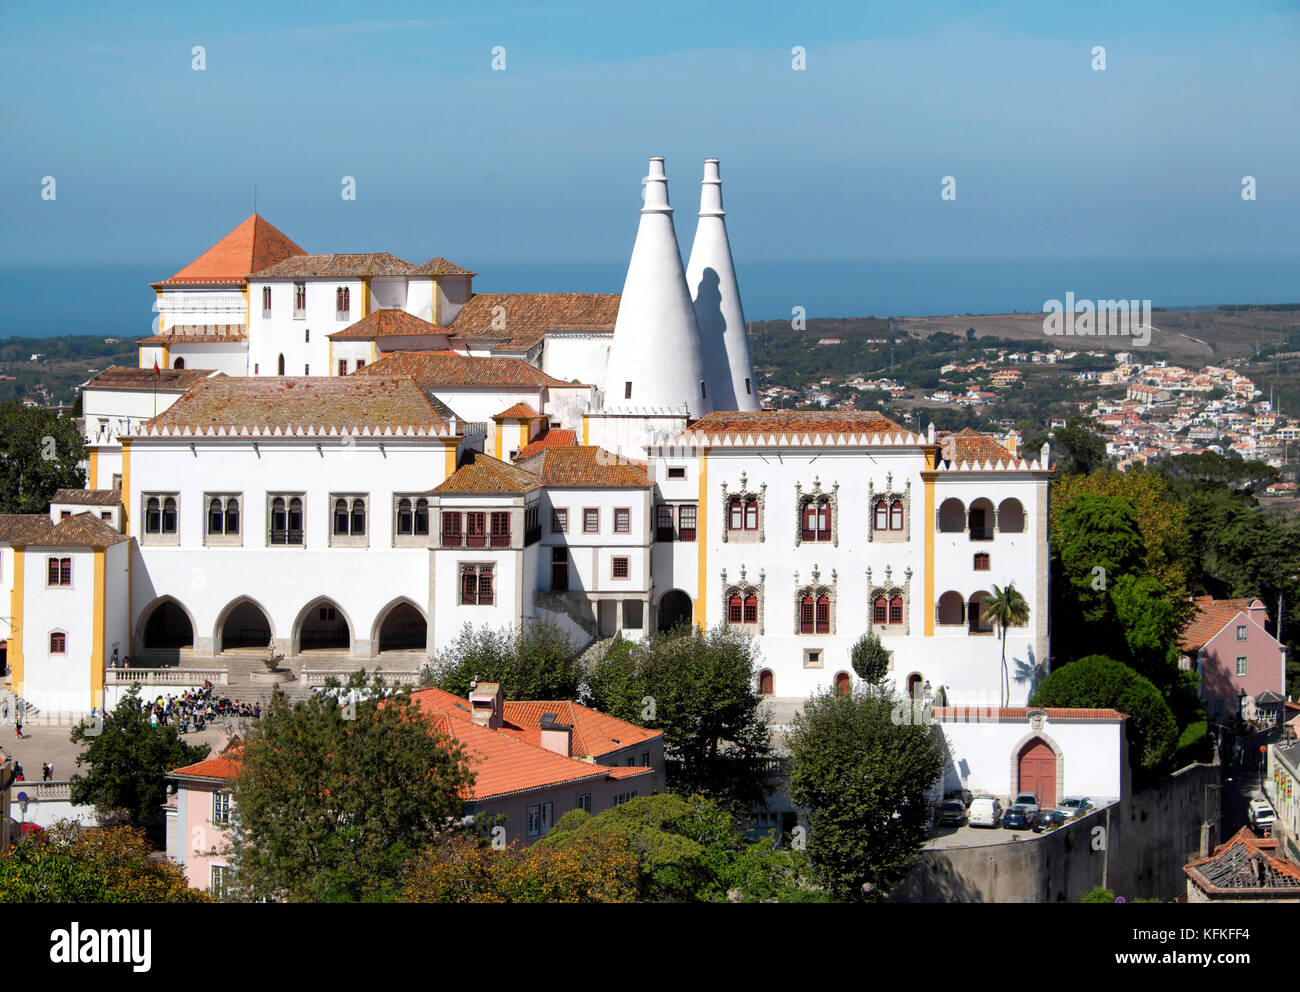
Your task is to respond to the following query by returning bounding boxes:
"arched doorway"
[219,599,273,651]
[834,671,851,696]
[142,600,194,650]
[376,601,427,652]
[759,669,774,695]
[1017,737,1058,806]
[657,589,693,633]
[296,599,351,653]
[906,673,923,698]
[173,357,185,369]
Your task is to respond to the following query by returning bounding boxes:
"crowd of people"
[149,681,262,733]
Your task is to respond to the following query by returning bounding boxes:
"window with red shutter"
[816,595,830,634]
[466,512,486,547]
[614,508,630,533]
[729,499,743,531]
[441,512,462,547]
[889,596,903,624]
[874,500,889,531]
[874,597,888,625]
[802,504,817,541]
[743,595,758,624]
[818,500,831,542]
[678,505,696,541]
[800,596,815,633]
[744,499,758,530]
[460,569,477,604]
[48,557,59,585]
[729,595,743,624]
[60,558,71,585]
[890,500,904,531]
[478,569,494,605]
[656,505,674,542]
[490,512,510,547]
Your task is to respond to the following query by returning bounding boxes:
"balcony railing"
[106,668,229,685]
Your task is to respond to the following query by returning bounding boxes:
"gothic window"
[794,479,838,547]
[868,476,911,543]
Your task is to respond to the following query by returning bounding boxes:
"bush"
[422,618,582,700]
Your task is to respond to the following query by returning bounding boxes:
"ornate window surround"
[720,471,767,544]
[794,477,839,547]
[720,565,765,635]
[867,473,912,543]
[866,564,913,636]
[793,564,837,635]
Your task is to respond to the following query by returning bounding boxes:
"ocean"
[1,255,1295,340]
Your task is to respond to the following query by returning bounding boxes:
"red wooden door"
[1018,740,1056,806]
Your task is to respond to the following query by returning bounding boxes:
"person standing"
[14,713,22,739]
[41,762,50,782]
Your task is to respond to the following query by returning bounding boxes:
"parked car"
[1011,792,1040,815]
[1057,797,1093,819]
[1030,808,1067,832]
[939,800,967,827]
[1249,799,1276,831]
[968,796,1003,828]
[1002,807,1032,830]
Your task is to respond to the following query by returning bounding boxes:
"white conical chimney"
[685,158,759,411]
[603,157,710,417]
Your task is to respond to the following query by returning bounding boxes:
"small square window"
[667,467,686,480]
[1237,625,1248,640]
[612,556,630,579]
[49,632,66,654]
[803,649,823,669]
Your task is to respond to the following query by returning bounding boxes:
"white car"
[1249,799,1275,830]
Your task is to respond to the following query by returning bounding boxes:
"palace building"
[4,159,1067,806]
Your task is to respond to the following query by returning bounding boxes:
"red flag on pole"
[153,359,159,376]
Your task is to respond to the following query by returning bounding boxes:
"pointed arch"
[136,595,197,652]
[291,596,354,655]
[371,597,428,653]
[214,596,276,652]
[1011,729,1064,807]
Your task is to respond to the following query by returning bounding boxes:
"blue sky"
[1,0,1297,280]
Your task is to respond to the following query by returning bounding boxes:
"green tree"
[533,793,822,902]
[68,685,208,847]
[1053,417,1110,476]
[1030,655,1178,779]
[0,823,209,903]
[422,618,582,700]
[785,684,947,902]
[228,674,475,902]
[982,582,1030,707]
[850,632,891,685]
[585,624,772,808]
[0,401,85,513]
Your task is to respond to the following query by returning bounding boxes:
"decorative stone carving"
[794,476,839,548]
[867,476,912,543]
[793,563,837,635]
[720,565,765,635]
[720,471,767,544]
[867,564,913,636]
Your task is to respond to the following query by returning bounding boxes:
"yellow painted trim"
[9,548,23,692]
[121,439,131,534]
[694,449,708,628]
[91,549,105,711]
[160,344,170,369]
[431,277,441,325]
[88,448,98,489]
[127,542,133,655]
[362,279,371,318]
[583,415,589,446]
[518,422,529,452]
[329,340,334,376]
[445,442,458,477]
[494,425,503,460]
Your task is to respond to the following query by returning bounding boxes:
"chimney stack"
[538,712,573,758]
[685,158,759,412]
[603,157,709,418]
[469,682,503,730]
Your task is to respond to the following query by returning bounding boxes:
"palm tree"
[983,583,1030,708]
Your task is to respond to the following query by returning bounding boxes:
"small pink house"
[165,736,241,896]
[1179,597,1287,724]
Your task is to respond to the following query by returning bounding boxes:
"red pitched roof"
[1184,826,1300,893]
[516,428,576,460]
[517,446,649,488]
[450,293,621,351]
[501,700,661,761]
[1179,596,1268,652]
[354,350,575,388]
[154,215,305,288]
[432,450,541,495]
[0,512,128,548]
[492,403,540,421]
[328,309,448,341]
[940,428,1019,468]
[680,410,907,441]
[171,740,243,782]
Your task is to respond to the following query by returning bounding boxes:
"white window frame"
[1236,656,1248,677]
[329,493,369,548]
[212,790,231,825]
[203,493,243,547]
[267,493,306,548]
[1237,625,1248,641]
[141,492,180,546]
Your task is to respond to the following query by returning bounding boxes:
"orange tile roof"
[137,324,247,344]
[354,350,575,388]
[940,428,1019,468]
[142,376,459,435]
[681,410,907,441]
[432,450,540,495]
[516,428,576,460]
[0,512,128,548]
[328,309,449,341]
[492,403,540,421]
[930,706,1127,721]
[407,688,656,801]
[252,252,416,279]
[411,257,476,277]
[170,739,243,782]
[501,700,661,761]
[154,215,305,288]
[83,366,216,393]
[1179,596,1267,652]
[517,446,650,488]
[52,489,122,507]
[450,293,621,351]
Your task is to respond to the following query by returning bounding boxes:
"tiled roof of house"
[353,350,574,388]
[501,700,661,761]
[411,257,476,277]
[328,309,448,341]
[137,324,248,344]
[82,366,216,393]
[432,450,540,495]
[0,512,128,548]
[154,214,306,288]
[141,377,461,436]
[449,293,620,352]
[52,489,122,507]
[492,403,540,421]
[518,446,650,488]
[516,428,576,460]
[252,252,416,279]
[1179,596,1267,652]
[929,706,1127,721]
[170,738,243,782]
[678,410,908,442]
[1184,826,1300,893]
[407,688,656,801]
[940,428,1019,468]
